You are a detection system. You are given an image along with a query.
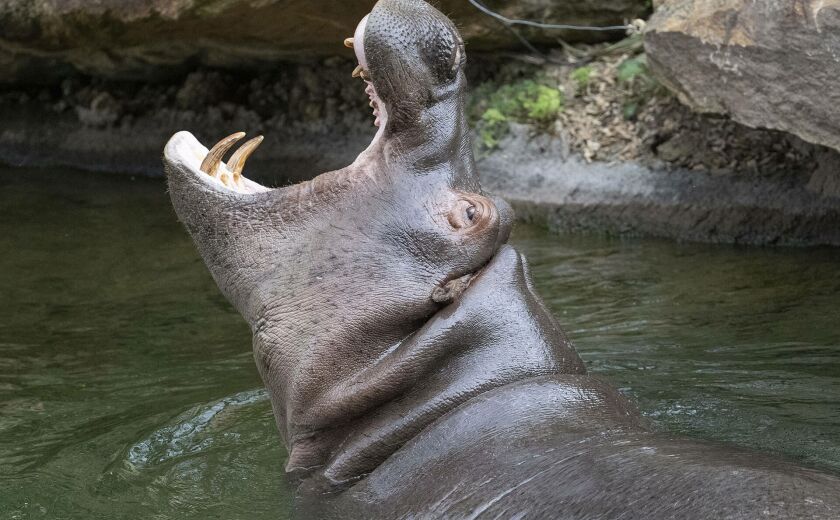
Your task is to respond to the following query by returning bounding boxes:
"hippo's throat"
[264,246,585,489]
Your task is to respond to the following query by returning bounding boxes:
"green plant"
[571,66,593,91]
[622,100,640,120]
[479,108,508,149]
[617,55,648,84]
[616,54,664,120]
[469,79,564,149]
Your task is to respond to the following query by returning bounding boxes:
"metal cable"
[467,0,633,32]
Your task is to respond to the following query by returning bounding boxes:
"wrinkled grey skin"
[164,0,840,517]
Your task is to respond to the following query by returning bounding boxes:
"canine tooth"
[227,135,264,182]
[352,65,363,78]
[344,37,354,48]
[200,132,245,176]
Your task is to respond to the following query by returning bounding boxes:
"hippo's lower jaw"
[163,63,388,197]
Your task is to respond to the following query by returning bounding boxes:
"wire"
[467,0,633,32]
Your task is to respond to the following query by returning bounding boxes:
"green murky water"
[1,167,839,518]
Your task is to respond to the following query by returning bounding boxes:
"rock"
[76,92,121,127]
[0,0,648,84]
[479,126,840,246]
[644,0,840,154]
[654,133,692,163]
[808,151,840,199]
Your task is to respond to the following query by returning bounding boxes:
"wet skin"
[163,0,840,517]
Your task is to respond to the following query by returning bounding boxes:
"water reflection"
[515,228,840,473]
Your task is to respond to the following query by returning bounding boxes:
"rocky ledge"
[645,0,840,154]
[0,0,647,84]
[2,49,839,247]
[481,125,840,247]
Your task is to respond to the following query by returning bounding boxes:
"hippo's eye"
[448,196,493,231]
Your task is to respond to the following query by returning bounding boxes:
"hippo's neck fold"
[265,246,585,489]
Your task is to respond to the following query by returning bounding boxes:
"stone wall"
[645,0,840,154]
[0,0,648,84]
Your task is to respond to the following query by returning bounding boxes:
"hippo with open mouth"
[163,0,840,517]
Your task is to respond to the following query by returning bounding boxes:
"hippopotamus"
[163,0,840,517]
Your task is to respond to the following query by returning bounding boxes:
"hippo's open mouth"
[163,12,388,197]
[163,131,271,195]
[347,14,388,131]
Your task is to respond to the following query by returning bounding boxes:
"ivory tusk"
[200,132,246,176]
[227,135,264,182]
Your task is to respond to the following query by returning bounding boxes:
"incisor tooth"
[227,135,264,182]
[200,132,245,176]
[352,65,363,78]
[344,37,354,48]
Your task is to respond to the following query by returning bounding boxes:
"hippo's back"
[312,376,840,519]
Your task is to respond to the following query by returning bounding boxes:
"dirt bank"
[0,58,376,182]
[2,47,838,246]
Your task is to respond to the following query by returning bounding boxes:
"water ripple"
[126,389,269,469]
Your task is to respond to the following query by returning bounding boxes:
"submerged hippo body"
[163,0,840,517]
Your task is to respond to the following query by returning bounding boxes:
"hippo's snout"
[491,195,514,249]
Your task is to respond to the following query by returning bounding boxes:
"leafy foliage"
[470,79,564,149]
[616,54,662,120]
[571,66,593,91]
[617,55,647,83]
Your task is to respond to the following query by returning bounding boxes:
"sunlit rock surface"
[0,0,648,84]
[645,0,840,153]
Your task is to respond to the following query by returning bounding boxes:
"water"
[1,167,838,518]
